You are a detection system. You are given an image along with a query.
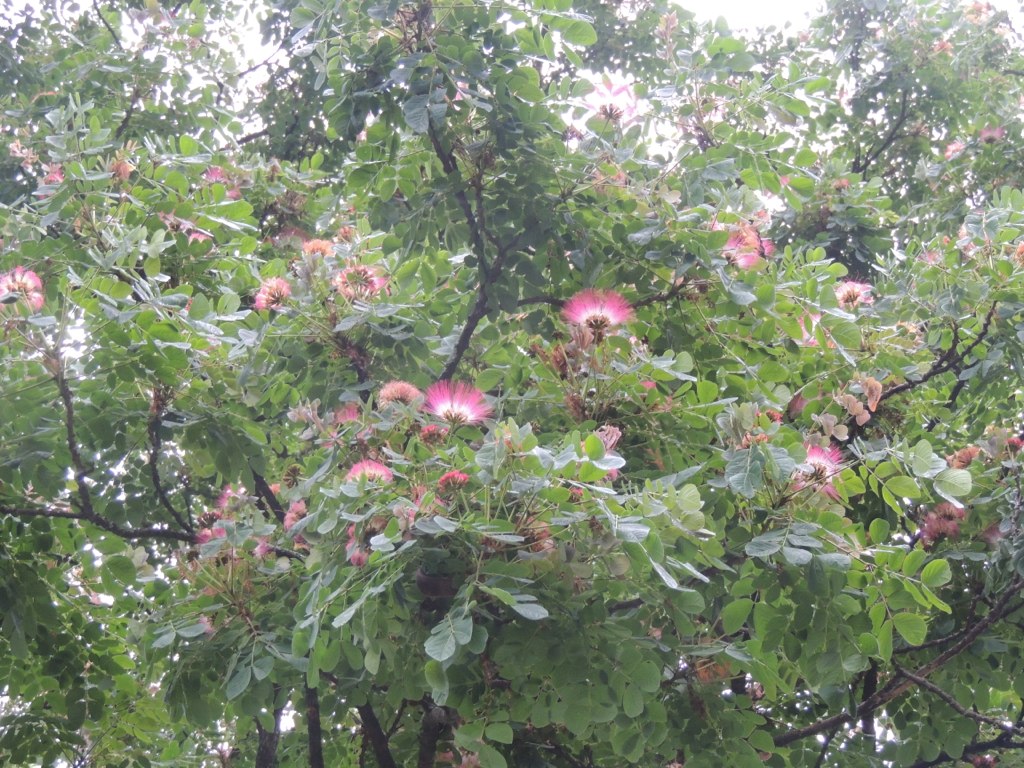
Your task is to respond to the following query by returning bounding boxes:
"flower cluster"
[835,280,874,309]
[0,267,44,312]
[794,443,843,500]
[723,223,775,270]
[333,264,388,301]
[424,381,492,426]
[254,277,291,311]
[920,503,966,548]
[562,289,633,333]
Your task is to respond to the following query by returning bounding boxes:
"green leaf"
[725,448,766,498]
[885,475,921,498]
[892,613,928,646]
[920,559,952,588]
[722,598,754,634]
[485,722,514,744]
[225,664,251,700]
[934,469,972,502]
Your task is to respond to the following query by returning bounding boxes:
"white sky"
[688,0,1024,31]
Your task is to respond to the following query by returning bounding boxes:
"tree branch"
[417,704,449,768]
[147,390,194,533]
[252,471,286,525]
[356,704,398,768]
[255,689,285,768]
[774,577,1024,747]
[894,663,1024,735]
[1,503,196,543]
[92,0,123,51]
[305,685,325,768]
[852,90,909,175]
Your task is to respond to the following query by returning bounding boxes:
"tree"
[2,0,1024,765]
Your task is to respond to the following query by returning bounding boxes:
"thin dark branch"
[908,737,1024,768]
[1,503,196,543]
[92,0,123,50]
[813,724,842,768]
[356,704,399,768]
[853,90,909,174]
[148,397,194,533]
[775,577,1024,747]
[305,685,325,768]
[518,295,564,308]
[881,303,997,404]
[56,368,95,519]
[894,664,1023,735]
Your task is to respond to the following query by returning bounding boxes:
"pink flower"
[437,470,470,496]
[303,239,335,257]
[424,381,493,426]
[348,546,369,567]
[333,403,362,424]
[283,500,307,531]
[203,166,229,183]
[920,502,965,547]
[345,460,394,484]
[378,380,423,406]
[254,277,291,311]
[835,280,874,309]
[723,225,775,270]
[798,313,834,348]
[42,164,63,185]
[196,526,227,544]
[562,289,633,332]
[253,537,273,557]
[585,74,640,124]
[944,140,966,160]
[332,264,388,300]
[795,443,843,500]
[979,126,1006,144]
[0,267,44,312]
[595,425,622,452]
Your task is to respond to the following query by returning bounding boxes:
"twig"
[252,472,286,525]
[147,392,194,532]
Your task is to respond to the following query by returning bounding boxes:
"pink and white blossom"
[835,280,874,309]
[332,264,388,300]
[795,443,843,500]
[423,381,492,426]
[378,380,423,406]
[0,267,44,312]
[254,277,291,311]
[346,459,394,484]
[562,289,633,331]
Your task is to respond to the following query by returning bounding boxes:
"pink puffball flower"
[345,459,394,484]
[0,267,45,312]
[585,74,640,124]
[424,381,493,426]
[796,443,843,500]
[254,277,291,311]
[437,470,471,496]
[333,403,362,424]
[835,280,874,309]
[979,126,1005,144]
[562,289,634,332]
[303,239,335,257]
[944,140,966,160]
[332,264,388,300]
[283,500,307,531]
[378,380,423,407]
[723,225,775,270]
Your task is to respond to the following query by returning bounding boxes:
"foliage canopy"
[3,0,1024,766]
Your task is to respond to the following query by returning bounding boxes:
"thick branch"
[305,685,325,768]
[356,704,398,768]
[255,692,285,768]
[57,369,96,519]
[417,705,449,768]
[252,471,286,525]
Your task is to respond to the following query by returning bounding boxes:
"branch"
[881,303,997,404]
[255,694,285,768]
[147,393,194,533]
[92,0,123,50]
[908,737,1024,768]
[774,577,1024,747]
[356,704,398,768]
[853,90,909,175]
[252,471,286,525]
[894,663,1024,735]
[56,368,96,520]
[1,503,196,543]
[305,685,325,768]
[417,704,449,768]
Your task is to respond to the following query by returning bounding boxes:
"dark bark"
[305,685,325,768]
[356,704,399,768]
[255,697,285,768]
